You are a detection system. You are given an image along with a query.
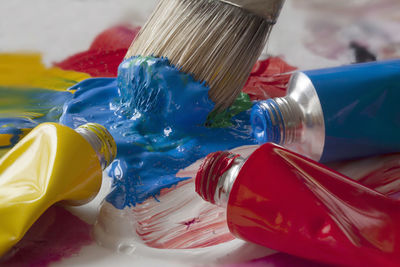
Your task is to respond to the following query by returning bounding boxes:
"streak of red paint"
[133,179,235,249]
[1,206,92,267]
[54,25,140,77]
[358,158,400,199]
[242,57,297,100]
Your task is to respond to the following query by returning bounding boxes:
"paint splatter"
[0,206,92,267]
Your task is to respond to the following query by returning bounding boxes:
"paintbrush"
[125,0,285,112]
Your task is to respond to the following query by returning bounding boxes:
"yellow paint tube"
[0,122,116,257]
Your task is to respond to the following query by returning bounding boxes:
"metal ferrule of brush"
[220,0,285,23]
[214,156,246,207]
[251,72,325,161]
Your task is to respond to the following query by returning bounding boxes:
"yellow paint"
[0,123,104,256]
[0,53,90,91]
[0,134,13,147]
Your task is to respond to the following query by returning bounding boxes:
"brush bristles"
[126,0,275,111]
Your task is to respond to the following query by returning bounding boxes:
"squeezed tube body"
[196,143,400,266]
[251,59,400,162]
[0,122,116,257]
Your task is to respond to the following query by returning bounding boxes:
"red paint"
[357,157,400,199]
[54,25,140,77]
[89,25,140,52]
[224,253,324,267]
[243,57,297,100]
[198,143,400,266]
[134,179,235,249]
[1,206,92,267]
[196,151,240,204]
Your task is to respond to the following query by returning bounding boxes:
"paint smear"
[94,149,235,250]
[129,179,233,249]
[96,179,234,250]
[0,206,92,267]
[0,53,90,90]
[54,25,140,77]
[94,146,274,264]
[330,153,400,200]
[242,57,297,101]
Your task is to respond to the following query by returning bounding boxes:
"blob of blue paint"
[60,56,256,209]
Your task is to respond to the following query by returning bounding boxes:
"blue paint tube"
[250,59,400,162]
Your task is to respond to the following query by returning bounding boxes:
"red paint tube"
[195,143,400,267]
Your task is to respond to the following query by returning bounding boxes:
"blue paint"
[60,56,256,209]
[305,59,400,162]
[250,100,284,144]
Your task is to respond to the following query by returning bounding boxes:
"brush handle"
[220,0,285,22]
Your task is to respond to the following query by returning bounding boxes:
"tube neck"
[250,72,325,161]
[75,123,117,170]
[251,97,302,145]
[195,151,245,207]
